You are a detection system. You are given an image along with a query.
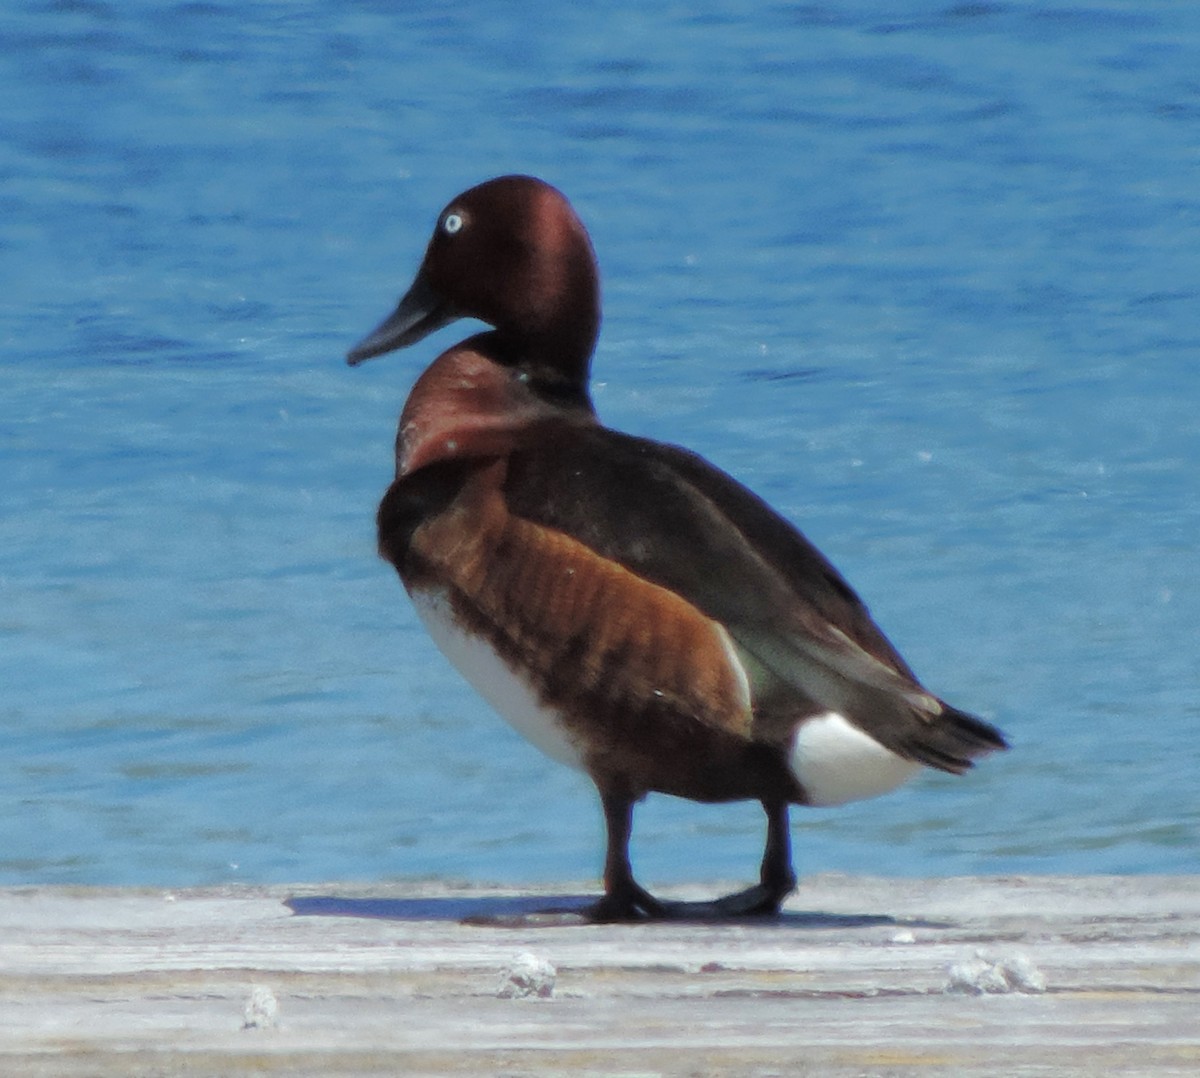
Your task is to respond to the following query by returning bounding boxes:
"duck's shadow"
[284,893,946,929]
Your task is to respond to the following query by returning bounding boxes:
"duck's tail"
[907,703,1008,775]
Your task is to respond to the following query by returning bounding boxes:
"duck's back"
[502,421,910,676]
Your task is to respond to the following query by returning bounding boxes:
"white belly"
[789,712,921,807]
[411,590,587,772]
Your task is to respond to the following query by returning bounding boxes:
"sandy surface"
[0,875,1197,1075]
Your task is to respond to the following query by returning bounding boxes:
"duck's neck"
[485,336,593,414]
[495,227,602,410]
[491,292,600,412]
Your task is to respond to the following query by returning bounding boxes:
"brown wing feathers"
[399,464,755,744]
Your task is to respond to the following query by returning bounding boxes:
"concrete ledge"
[0,875,1197,1075]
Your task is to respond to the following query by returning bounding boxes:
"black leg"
[710,798,797,916]
[759,797,797,896]
[584,793,796,922]
[586,786,666,922]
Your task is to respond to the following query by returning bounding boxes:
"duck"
[347,175,1007,922]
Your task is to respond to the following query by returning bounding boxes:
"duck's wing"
[502,423,1006,771]
[380,455,758,750]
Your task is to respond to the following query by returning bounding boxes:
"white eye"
[442,212,464,235]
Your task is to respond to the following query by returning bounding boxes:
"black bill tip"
[346,275,457,365]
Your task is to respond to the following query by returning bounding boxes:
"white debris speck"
[945,950,1047,995]
[242,985,279,1029]
[497,952,556,999]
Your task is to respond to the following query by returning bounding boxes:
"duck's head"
[347,175,601,401]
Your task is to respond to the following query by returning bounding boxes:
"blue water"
[2,1,1198,887]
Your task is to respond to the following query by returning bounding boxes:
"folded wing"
[502,422,1007,772]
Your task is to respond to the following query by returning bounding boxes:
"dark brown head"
[347,176,601,401]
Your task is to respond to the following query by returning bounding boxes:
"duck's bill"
[346,275,457,365]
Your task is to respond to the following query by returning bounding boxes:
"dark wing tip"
[904,705,1008,774]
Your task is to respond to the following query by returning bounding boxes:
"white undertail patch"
[790,711,921,807]
[411,589,587,772]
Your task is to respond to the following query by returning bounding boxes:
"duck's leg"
[585,786,668,922]
[709,798,797,916]
[586,792,796,922]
